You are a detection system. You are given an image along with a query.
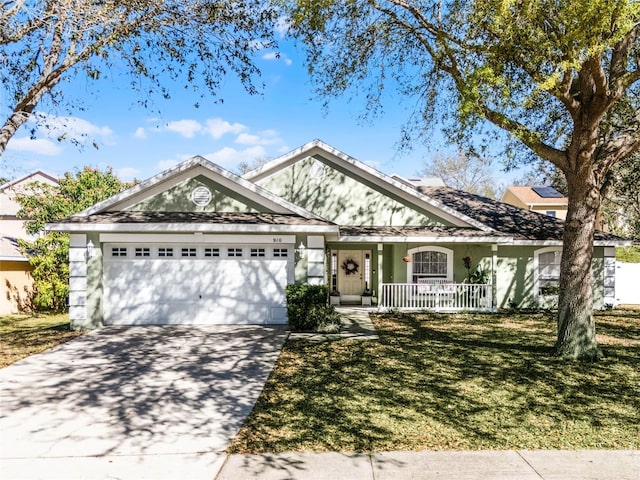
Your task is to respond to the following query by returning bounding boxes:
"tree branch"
[610,23,639,94]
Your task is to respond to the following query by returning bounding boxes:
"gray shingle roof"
[419,187,623,242]
[339,225,511,239]
[55,211,334,226]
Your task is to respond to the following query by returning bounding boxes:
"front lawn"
[0,313,82,368]
[230,308,640,452]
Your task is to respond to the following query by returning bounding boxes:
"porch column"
[491,244,498,311]
[603,247,616,307]
[377,243,383,306]
[68,234,88,329]
[306,235,325,285]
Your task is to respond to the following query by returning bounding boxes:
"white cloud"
[204,146,268,169]
[155,158,181,171]
[134,127,147,139]
[6,137,62,156]
[115,167,141,180]
[235,133,263,145]
[33,113,113,144]
[165,119,202,138]
[235,131,281,146]
[274,17,291,37]
[262,51,292,66]
[203,118,246,139]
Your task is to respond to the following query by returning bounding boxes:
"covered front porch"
[379,282,493,312]
[326,236,500,312]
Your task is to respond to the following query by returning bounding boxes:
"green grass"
[0,313,82,368]
[230,308,640,453]
[616,246,640,262]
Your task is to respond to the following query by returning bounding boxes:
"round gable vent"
[191,186,212,207]
[310,161,325,179]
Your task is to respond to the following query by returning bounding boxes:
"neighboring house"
[47,140,628,329]
[501,186,568,219]
[0,171,59,314]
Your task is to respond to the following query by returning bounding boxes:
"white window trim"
[534,246,562,302]
[406,246,454,283]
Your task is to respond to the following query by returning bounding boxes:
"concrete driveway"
[0,325,288,480]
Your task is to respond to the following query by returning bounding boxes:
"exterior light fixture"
[295,241,307,259]
[86,240,95,259]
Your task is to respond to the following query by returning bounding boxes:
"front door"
[337,250,368,296]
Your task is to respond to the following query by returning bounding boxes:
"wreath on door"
[342,258,359,275]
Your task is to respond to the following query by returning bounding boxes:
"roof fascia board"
[526,202,568,207]
[46,222,340,234]
[510,239,631,247]
[245,139,493,232]
[1,170,58,190]
[99,233,297,244]
[339,235,513,243]
[75,156,326,221]
[0,255,28,261]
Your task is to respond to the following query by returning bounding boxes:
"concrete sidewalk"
[288,307,379,341]
[216,449,640,480]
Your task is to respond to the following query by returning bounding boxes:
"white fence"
[380,283,493,312]
[616,262,640,305]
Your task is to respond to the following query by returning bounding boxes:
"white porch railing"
[380,283,493,312]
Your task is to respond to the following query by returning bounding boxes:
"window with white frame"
[250,248,266,257]
[273,248,288,258]
[536,247,562,296]
[158,247,174,257]
[112,247,127,257]
[181,247,197,257]
[364,253,371,291]
[228,248,243,257]
[204,247,220,257]
[407,246,453,283]
[135,247,150,257]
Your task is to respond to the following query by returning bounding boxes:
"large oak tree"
[0,0,279,153]
[289,0,640,360]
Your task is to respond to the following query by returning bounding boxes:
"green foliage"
[602,152,640,239]
[616,246,640,262]
[286,284,340,332]
[16,167,134,234]
[289,1,639,162]
[468,267,490,285]
[15,167,131,312]
[18,233,70,312]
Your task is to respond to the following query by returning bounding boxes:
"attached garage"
[103,242,293,325]
[47,156,337,329]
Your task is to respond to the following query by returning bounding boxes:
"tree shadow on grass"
[232,311,640,453]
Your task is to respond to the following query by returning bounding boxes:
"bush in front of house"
[286,284,341,332]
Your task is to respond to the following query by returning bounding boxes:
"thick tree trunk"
[553,155,603,361]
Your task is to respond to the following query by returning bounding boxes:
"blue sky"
[1,36,523,188]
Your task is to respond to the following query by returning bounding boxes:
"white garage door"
[103,243,292,325]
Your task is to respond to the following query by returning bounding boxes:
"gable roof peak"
[244,140,494,232]
[1,170,59,191]
[71,153,327,221]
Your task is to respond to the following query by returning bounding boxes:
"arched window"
[534,247,562,298]
[407,246,453,283]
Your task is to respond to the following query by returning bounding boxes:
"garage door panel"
[103,245,292,325]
